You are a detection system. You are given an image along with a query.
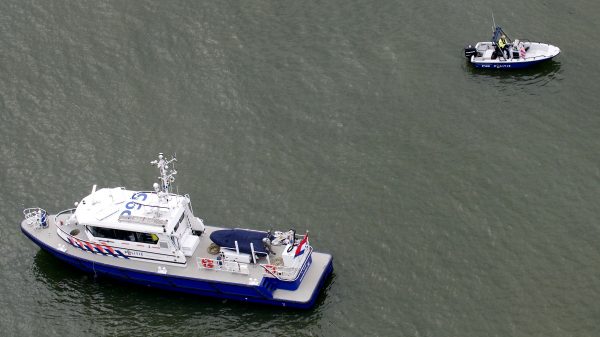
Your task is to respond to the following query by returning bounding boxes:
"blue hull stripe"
[471,58,551,69]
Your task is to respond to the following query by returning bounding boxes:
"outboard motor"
[464,44,476,58]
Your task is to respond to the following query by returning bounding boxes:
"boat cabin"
[59,186,205,264]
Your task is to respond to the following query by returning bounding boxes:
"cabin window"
[87,226,158,244]
[136,232,160,244]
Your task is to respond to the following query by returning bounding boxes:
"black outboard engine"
[464,44,476,58]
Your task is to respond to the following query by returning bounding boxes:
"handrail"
[53,208,76,236]
[261,246,313,281]
[23,208,48,229]
[196,257,250,275]
[261,264,299,281]
[196,246,313,281]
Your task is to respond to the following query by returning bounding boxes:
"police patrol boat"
[464,26,560,69]
[21,154,333,309]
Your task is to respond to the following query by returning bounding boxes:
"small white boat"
[465,26,560,69]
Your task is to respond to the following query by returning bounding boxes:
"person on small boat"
[514,39,526,59]
[498,35,511,59]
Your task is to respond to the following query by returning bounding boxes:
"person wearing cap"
[498,34,510,59]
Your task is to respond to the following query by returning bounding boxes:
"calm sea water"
[2,0,600,336]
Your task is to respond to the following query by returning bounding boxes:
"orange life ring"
[201,258,214,268]
[264,264,277,274]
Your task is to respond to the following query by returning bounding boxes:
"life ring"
[201,258,214,269]
[264,264,277,275]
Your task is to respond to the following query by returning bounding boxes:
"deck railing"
[23,208,48,229]
[196,252,310,281]
[260,264,299,281]
[53,208,77,236]
[196,246,312,283]
[197,257,251,275]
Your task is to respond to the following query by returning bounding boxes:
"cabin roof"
[73,187,189,234]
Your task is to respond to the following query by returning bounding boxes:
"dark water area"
[2,0,600,336]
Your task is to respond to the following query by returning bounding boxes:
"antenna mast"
[150,153,178,199]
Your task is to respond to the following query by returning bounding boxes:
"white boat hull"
[469,41,560,69]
